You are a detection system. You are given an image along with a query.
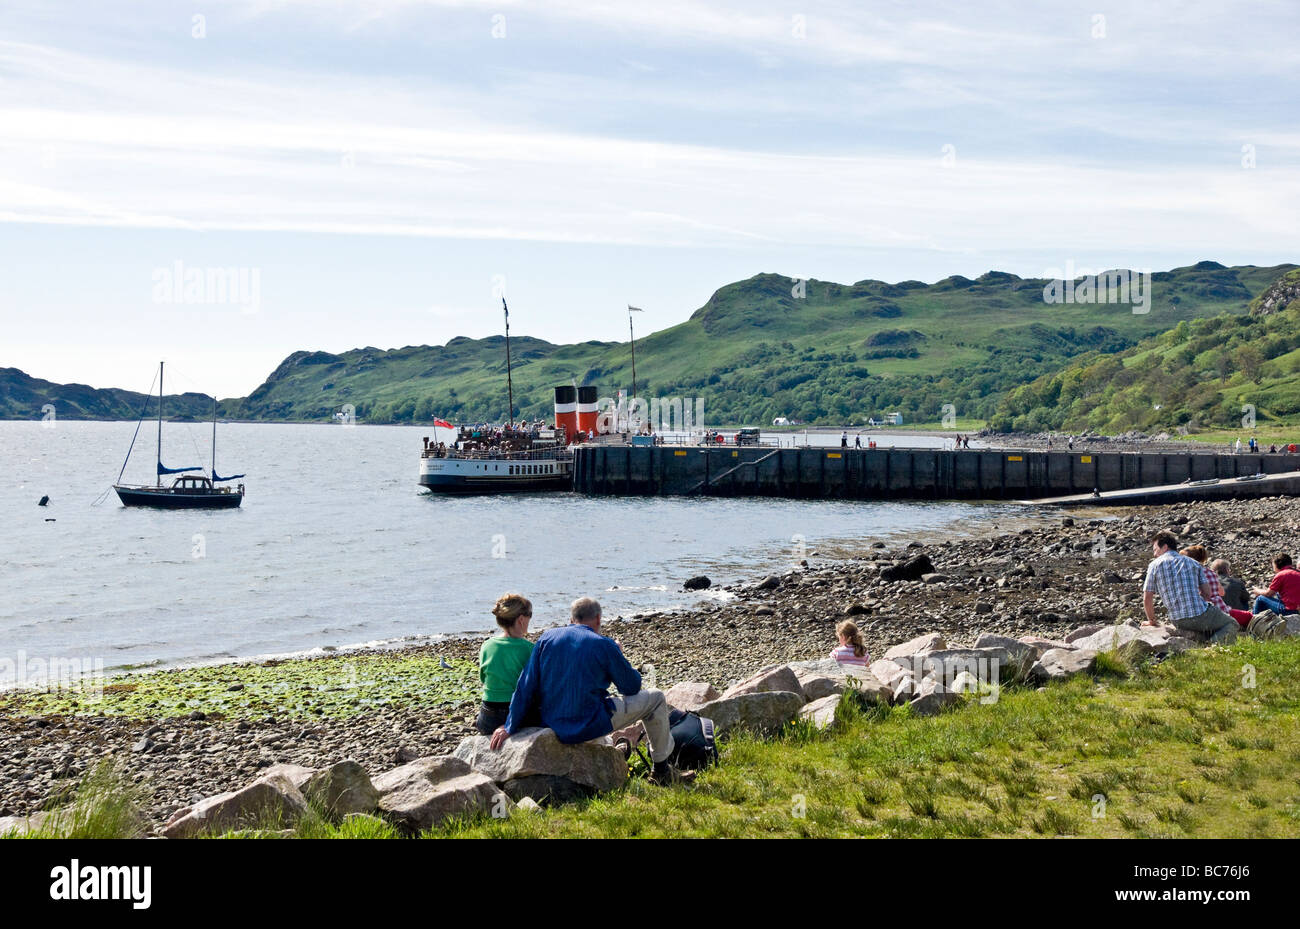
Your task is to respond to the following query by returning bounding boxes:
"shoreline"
[2,493,1296,830]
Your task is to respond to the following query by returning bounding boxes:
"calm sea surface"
[1,421,1037,685]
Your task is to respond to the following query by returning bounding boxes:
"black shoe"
[650,760,696,786]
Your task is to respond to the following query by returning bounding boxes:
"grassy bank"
[10,637,1299,838]
[424,638,1299,839]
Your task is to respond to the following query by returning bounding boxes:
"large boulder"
[869,659,909,692]
[453,727,627,794]
[909,679,961,717]
[788,658,890,704]
[880,554,935,583]
[262,760,379,819]
[889,673,919,705]
[260,763,316,791]
[1071,624,1170,661]
[1064,623,1108,644]
[899,646,1031,685]
[884,632,946,661]
[664,681,721,712]
[788,658,849,700]
[696,691,805,737]
[305,761,379,819]
[723,664,806,701]
[1030,648,1098,682]
[1018,635,1076,659]
[372,755,471,795]
[799,694,845,730]
[163,773,309,839]
[793,673,842,702]
[378,769,507,833]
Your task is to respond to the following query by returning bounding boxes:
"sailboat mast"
[157,361,164,488]
[502,297,515,428]
[211,396,218,480]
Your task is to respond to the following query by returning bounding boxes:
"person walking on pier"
[1141,531,1237,644]
[841,431,849,448]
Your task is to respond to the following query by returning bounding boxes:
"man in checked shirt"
[1141,531,1238,644]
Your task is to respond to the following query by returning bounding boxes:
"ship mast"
[502,297,515,428]
[628,305,643,401]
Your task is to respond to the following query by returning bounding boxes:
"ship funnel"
[576,385,599,436]
[554,385,577,441]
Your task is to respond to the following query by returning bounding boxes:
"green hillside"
[0,367,216,422]
[232,261,1293,426]
[3,261,1291,427]
[990,267,1300,435]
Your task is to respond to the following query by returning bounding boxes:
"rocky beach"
[2,493,1297,833]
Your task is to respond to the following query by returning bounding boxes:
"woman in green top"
[475,593,535,735]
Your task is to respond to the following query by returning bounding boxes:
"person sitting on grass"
[830,620,870,670]
[1251,553,1300,617]
[489,597,693,786]
[1141,531,1237,644]
[474,594,534,736]
[1211,558,1251,613]
[1182,546,1271,635]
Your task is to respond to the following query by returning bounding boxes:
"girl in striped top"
[830,620,870,669]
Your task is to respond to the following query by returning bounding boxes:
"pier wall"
[570,445,1300,500]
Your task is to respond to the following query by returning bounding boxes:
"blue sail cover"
[213,471,245,482]
[158,462,202,476]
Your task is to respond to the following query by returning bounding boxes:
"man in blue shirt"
[489,597,690,784]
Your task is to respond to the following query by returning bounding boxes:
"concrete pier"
[570,444,1300,501]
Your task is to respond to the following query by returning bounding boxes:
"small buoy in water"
[38,495,49,507]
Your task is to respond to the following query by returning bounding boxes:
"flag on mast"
[628,305,643,312]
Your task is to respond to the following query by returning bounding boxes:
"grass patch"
[408,639,1300,838]
[6,761,146,839]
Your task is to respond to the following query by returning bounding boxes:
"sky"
[1,0,1297,399]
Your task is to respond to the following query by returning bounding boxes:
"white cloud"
[0,33,1297,258]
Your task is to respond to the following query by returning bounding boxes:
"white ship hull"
[419,452,572,494]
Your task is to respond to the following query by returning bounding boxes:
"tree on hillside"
[1239,346,1264,384]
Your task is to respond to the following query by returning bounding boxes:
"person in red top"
[1251,553,1300,615]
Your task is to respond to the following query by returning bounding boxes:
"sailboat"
[113,362,245,509]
